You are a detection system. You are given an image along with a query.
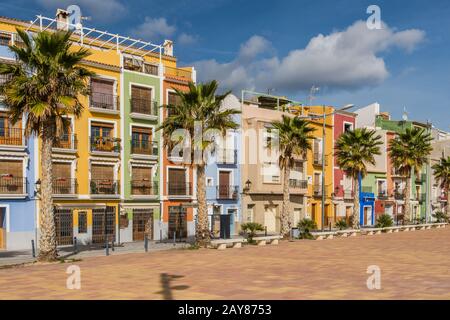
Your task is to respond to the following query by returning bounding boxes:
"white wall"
[355,103,380,129]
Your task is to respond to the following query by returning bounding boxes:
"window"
[168,168,187,195]
[90,78,116,110]
[0,33,11,46]
[0,160,22,177]
[78,212,87,233]
[377,180,387,196]
[124,57,158,75]
[262,162,280,183]
[131,85,154,115]
[52,162,73,194]
[167,91,181,116]
[131,166,152,195]
[90,122,117,152]
[0,160,23,194]
[344,123,353,132]
[0,112,22,146]
[131,127,153,155]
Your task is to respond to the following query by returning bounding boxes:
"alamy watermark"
[66,265,81,290]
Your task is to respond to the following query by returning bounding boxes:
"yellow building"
[292,105,334,229]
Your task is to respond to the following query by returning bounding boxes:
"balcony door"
[52,162,72,194]
[131,127,152,155]
[0,112,21,146]
[0,160,23,194]
[218,171,230,198]
[90,78,115,110]
[131,166,152,195]
[91,122,114,152]
[168,168,187,195]
[131,85,152,114]
[91,164,115,194]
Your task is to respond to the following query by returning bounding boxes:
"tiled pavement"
[0,228,449,299]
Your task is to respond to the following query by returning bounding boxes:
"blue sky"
[1,0,449,129]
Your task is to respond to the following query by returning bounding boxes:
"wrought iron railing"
[53,134,77,150]
[289,179,307,189]
[0,176,26,194]
[216,185,239,200]
[0,128,25,146]
[168,182,192,196]
[130,98,158,116]
[313,184,327,197]
[131,139,158,156]
[52,178,77,195]
[89,92,118,111]
[216,149,237,164]
[90,179,120,195]
[90,136,121,153]
[164,66,192,80]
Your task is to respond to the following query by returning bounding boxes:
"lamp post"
[299,104,354,231]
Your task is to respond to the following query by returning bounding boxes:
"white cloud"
[131,17,176,42]
[178,33,199,45]
[193,20,425,93]
[36,0,126,22]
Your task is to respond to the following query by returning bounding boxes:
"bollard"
[73,237,78,254]
[329,222,332,231]
[31,240,36,258]
[111,239,115,252]
[105,239,109,256]
[265,226,267,236]
[173,231,176,246]
[160,229,163,243]
[144,235,148,252]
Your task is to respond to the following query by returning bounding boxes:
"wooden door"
[132,209,153,241]
[218,171,230,198]
[264,205,277,233]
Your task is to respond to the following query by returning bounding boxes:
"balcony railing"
[289,179,307,189]
[164,66,192,80]
[0,128,25,146]
[53,134,77,150]
[168,182,192,196]
[217,185,239,200]
[216,149,237,164]
[313,152,328,166]
[130,98,158,116]
[131,139,158,156]
[52,178,77,195]
[0,176,26,194]
[378,191,388,199]
[90,179,120,195]
[394,189,405,200]
[313,184,327,197]
[391,168,406,177]
[89,92,118,111]
[131,180,158,196]
[0,73,12,85]
[90,136,121,153]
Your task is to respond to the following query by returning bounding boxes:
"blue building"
[0,32,38,250]
[359,174,375,226]
[205,94,241,238]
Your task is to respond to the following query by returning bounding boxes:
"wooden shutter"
[91,164,114,179]
[52,162,71,178]
[91,78,114,94]
[0,160,22,176]
[132,167,151,181]
[131,86,152,100]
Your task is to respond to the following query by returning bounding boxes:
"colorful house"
[205,94,241,238]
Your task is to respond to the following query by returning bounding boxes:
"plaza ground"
[0,228,449,299]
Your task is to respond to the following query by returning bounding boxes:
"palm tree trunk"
[352,175,360,229]
[280,164,291,237]
[403,173,412,222]
[195,164,210,246]
[38,124,57,261]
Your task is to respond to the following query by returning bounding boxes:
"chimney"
[56,9,69,31]
[163,40,173,56]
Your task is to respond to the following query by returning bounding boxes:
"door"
[0,208,5,249]
[168,168,187,195]
[218,171,230,198]
[132,209,153,241]
[293,208,302,228]
[168,206,187,240]
[345,206,352,225]
[54,208,73,246]
[220,214,231,239]
[92,207,116,244]
[364,206,373,226]
[264,205,277,233]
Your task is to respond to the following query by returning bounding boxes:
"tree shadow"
[156,273,189,300]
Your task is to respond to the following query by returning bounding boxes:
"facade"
[331,110,356,225]
[240,93,307,233]
[205,94,241,238]
[429,130,450,217]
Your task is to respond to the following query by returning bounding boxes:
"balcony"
[89,92,119,114]
[131,139,158,158]
[0,128,25,148]
[217,185,239,200]
[90,136,121,154]
[391,168,406,177]
[378,191,388,200]
[52,134,77,152]
[131,180,158,197]
[313,184,327,197]
[394,189,405,200]
[90,179,120,196]
[164,66,192,81]
[167,182,192,197]
[0,176,26,196]
[313,152,328,166]
[124,58,159,76]
[130,98,158,119]
[289,179,307,189]
[52,178,77,196]
[216,149,237,164]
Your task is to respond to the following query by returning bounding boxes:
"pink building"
[332,110,357,224]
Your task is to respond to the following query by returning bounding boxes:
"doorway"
[132,209,153,241]
[364,206,373,226]
[168,206,187,240]
[264,205,277,233]
[54,208,73,246]
[92,207,116,244]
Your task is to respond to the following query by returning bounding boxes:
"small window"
[344,123,353,132]
[78,211,87,234]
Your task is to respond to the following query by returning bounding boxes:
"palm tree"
[389,127,432,222]
[272,115,315,237]
[157,80,240,246]
[335,128,382,229]
[0,29,93,261]
[432,156,450,217]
